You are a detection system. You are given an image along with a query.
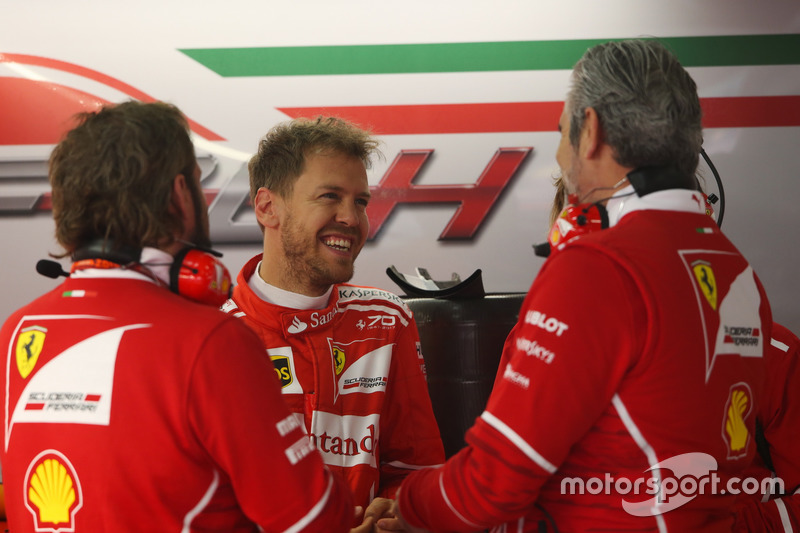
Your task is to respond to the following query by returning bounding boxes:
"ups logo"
[270,356,293,388]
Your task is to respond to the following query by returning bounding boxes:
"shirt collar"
[605,185,708,227]
[247,261,333,310]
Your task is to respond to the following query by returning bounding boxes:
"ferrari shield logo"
[692,261,718,311]
[332,345,346,375]
[16,326,47,379]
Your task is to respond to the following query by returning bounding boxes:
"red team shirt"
[223,255,445,511]
[0,267,353,532]
[398,189,772,532]
[734,323,800,532]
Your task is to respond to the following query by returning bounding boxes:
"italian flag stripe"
[180,34,800,77]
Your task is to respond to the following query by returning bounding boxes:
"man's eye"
[356,198,369,208]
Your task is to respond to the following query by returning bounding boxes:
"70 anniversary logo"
[2,34,799,243]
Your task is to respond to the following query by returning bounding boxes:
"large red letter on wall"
[367,147,532,240]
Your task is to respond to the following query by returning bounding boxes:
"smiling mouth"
[322,236,352,252]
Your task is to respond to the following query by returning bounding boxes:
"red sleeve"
[734,490,800,533]
[188,317,354,532]
[734,324,800,532]
[377,315,446,499]
[763,324,800,494]
[398,248,646,531]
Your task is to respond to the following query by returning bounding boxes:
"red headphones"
[547,190,716,253]
[548,193,609,251]
[70,242,232,307]
[535,162,722,259]
[169,247,232,307]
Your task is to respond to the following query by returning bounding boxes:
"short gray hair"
[567,39,703,178]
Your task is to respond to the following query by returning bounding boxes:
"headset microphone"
[532,242,552,258]
[36,259,70,279]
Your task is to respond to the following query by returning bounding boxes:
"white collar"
[69,246,173,285]
[138,247,175,285]
[247,261,332,310]
[605,185,708,227]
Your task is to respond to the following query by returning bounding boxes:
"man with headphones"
[0,101,354,532]
[385,40,773,532]
[547,175,800,532]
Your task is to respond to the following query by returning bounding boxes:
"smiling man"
[222,117,444,532]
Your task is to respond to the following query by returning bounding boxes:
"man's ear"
[254,187,281,229]
[579,107,602,159]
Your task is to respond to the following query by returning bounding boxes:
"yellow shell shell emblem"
[16,326,47,379]
[28,456,78,525]
[723,384,752,460]
[692,261,717,311]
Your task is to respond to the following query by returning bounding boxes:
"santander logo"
[287,316,308,334]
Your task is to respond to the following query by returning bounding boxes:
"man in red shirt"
[0,101,353,532]
[386,39,772,532]
[222,117,445,531]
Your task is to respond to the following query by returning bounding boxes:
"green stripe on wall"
[180,34,800,77]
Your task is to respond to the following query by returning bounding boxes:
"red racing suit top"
[734,322,800,532]
[0,264,353,532]
[398,187,772,532]
[223,255,445,510]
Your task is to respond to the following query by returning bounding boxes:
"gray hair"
[567,39,703,178]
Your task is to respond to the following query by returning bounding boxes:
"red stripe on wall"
[702,96,800,128]
[279,95,800,134]
[278,102,563,134]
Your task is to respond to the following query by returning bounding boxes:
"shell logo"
[24,450,83,532]
[722,382,753,460]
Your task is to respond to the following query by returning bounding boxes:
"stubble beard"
[280,212,356,293]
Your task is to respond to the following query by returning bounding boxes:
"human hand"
[351,498,398,532]
[374,491,431,533]
[359,497,397,532]
[350,504,375,533]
